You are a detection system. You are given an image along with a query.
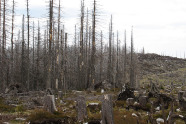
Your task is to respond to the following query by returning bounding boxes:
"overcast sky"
[11,0,186,58]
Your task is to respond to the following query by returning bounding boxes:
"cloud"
[8,0,186,58]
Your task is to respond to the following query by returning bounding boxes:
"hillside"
[138,53,186,76]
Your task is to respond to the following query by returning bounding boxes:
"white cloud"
[10,0,186,58]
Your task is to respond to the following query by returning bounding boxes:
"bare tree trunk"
[123,30,127,86]
[47,0,53,89]
[100,31,103,82]
[21,15,26,87]
[76,96,87,122]
[107,15,112,85]
[32,21,35,90]
[116,31,119,87]
[101,94,114,124]
[27,0,30,90]
[130,27,135,88]
[64,33,67,93]
[11,0,15,84]
[90,0,96,89]
[2,0,6,91]
[56,0,61,91]
[36,21,40,90]
[79,0,85,90]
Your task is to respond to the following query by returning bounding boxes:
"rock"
[176,108,181,112]
[156,118,164,124]
[155,106,160,111]
[132,113,138,117]
[15,118,26,121]
[43,95,57,113]
[101,89,104,94]
[101,94,114,124]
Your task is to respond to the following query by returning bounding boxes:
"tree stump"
[178,91,185,101]
[101,94,114,124]
[138,96,148,107]
[58,91,63,99]
[76,96,87,122]
[43,95,57,113]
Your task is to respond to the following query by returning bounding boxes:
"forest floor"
[0,55,186,124]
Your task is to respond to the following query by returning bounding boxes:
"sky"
[9,0,186,58]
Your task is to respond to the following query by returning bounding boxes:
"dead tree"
[36,21,41,90]
[55,0,61,90]
[130,27,135,88]
[123,30,127,86]
[2,0,7,91]
[10,0,15,84]
[78,0,85,90]
[85,8,89,89]
[107,15,112,85]
[90,0,96,89]
[26,0,30,90]
[64,33,68,92]
[47,0,53,89]
[116,31,119,87]
[100,31,103,82]
[101,94,114,124]
[76,96,87,122]
[21,15,26,86]
[0,0,1,58]
[44,95,57,113]
[32,21,35,90]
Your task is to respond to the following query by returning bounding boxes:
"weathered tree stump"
[58,91,63,99]
[179,100,186,111]
[101,94,114,124]
[178,91,185,101]
[43,95,57,113]
[138,96,148,107]
[76,96,87,122]
[177,91,186,111]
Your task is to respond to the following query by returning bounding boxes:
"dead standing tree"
[90,0,96,89]
[47,0,53,89]
[10,0,15,84]
[2,0,7,91]
[130,27,135,89]
[123,30,127,86]
[26,0,30,90]
[78,0,85,90]
[107,15,112,85]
